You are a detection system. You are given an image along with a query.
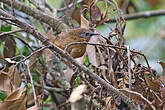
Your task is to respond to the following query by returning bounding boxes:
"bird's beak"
[90,32,99,36]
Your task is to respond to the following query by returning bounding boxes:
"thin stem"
[27,63,39,110]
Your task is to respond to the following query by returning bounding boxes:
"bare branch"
[107,9,165,23]
[0,29,23,37]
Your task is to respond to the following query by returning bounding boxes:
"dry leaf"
[90,3,101,23]
[158,61,165,83]
[86,35,100,67]
[105,96,112,110]
[144,72,160,92]
[3,37,16,58]
[80,15,89,29]
[0,71,12,95]
[86,36,98,67]
[72,7,81,24]
[8,65,21,90]
[0,88,27,110]
[69,84,87,103]
[0,65,21,95]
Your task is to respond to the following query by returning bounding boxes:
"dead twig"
[0,29,24,37]
[27,62,39,110]
[120,89,156,110]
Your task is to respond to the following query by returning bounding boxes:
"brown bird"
[46,28,98,58]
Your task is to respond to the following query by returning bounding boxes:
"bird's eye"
[85,32,91,36]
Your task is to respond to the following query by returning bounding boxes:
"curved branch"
[0,0,69,33]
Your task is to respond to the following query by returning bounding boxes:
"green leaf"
[1,25,11,32]
[0,91,7,101]
[85,56,89,66]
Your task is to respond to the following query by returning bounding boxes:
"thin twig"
[27,63,39,110]
[14,36,34,52]
[106,9,165,23]
[57,0,84,12]
[17,45,50,64]
[0,29,24,37]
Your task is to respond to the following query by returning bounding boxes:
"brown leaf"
[3,37,16,58]
[0,88,27,110]
[144,72,160,92]
[0,65,21,95]
[158,61,165,83]
[72,7,81,24]
[0,70,12,95]
[90,3,101,23]
[8,65,21,90]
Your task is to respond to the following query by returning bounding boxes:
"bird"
[45,28,98,58]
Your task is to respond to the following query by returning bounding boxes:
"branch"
[106,9,165,23]
[0,29,23,37]
[27,63,39,110]
[0,0,69,32]
[57,0,84,12]
[0,9,138,110]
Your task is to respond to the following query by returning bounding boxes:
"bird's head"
[79,28,98,39]
[69,28,99,40]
